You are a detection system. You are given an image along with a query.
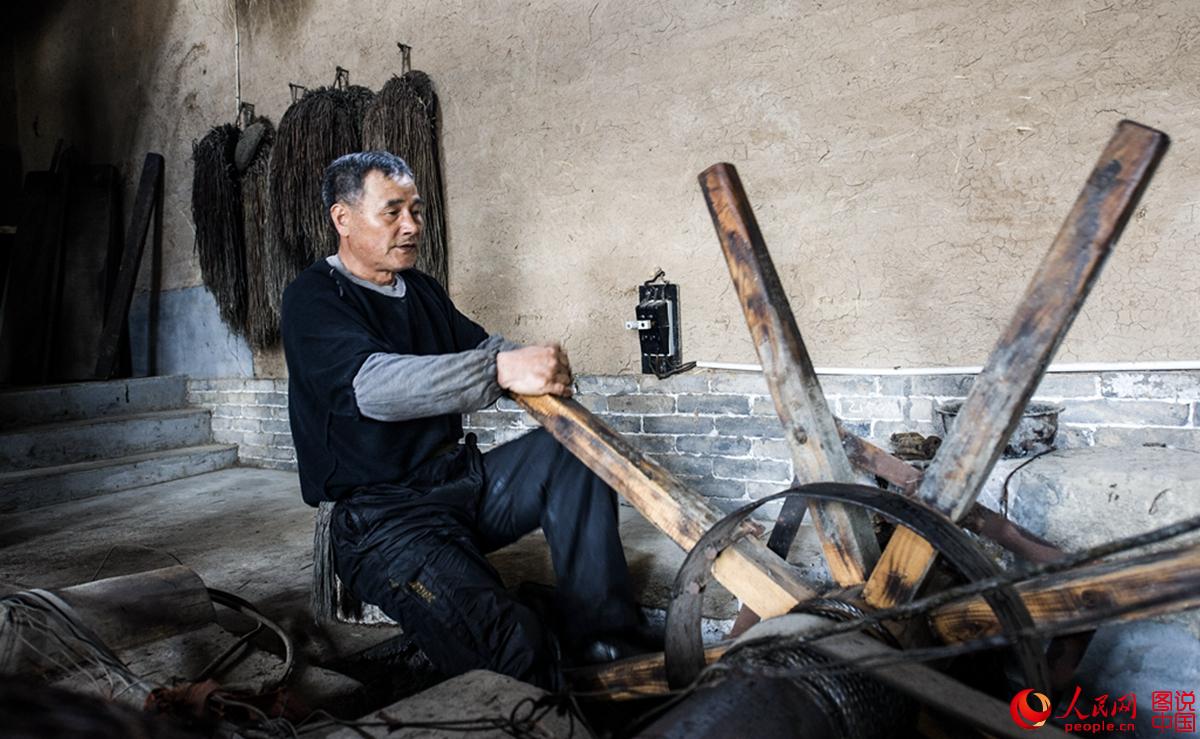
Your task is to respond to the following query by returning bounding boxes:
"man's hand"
[496,344,574,397]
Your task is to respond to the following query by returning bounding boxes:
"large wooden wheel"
[514,121,1196,737]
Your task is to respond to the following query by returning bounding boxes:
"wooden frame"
[515,121,1180,734]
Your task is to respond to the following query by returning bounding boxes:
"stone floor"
[0,465,814,675]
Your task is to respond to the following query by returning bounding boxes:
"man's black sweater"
[281,261,488,505]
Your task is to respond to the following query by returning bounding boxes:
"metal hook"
[397,43,412,73]
[288,83,307,103]
[237,102,256,129]
[334,66,350,90]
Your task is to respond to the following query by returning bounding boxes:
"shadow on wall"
[12,0,312,171]
[12,2,176,170]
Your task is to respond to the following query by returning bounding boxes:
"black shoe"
[571,632,654,666]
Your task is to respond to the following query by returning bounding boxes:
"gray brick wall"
[187,379,295,470]
[187,369,1200,512]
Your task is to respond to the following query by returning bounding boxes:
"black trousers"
[330,429,638,689]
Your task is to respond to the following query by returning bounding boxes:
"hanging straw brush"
[234,111,278,349]
[362,70,449,288]
[267,74,375,308]
[191,123,248,336]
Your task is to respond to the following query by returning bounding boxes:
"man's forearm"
[353,335,522,422]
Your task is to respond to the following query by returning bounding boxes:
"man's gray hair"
[321,151,415,209]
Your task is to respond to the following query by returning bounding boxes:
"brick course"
[188,369,1200,514]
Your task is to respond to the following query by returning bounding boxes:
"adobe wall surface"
[11,1,1200,375]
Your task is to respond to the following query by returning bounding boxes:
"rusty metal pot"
[933,400,1063,458]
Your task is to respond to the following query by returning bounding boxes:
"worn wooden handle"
[699,162,880,586]
[513,393,815,618]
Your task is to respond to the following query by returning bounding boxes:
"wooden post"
[863,121,1169,609]
[699,163,879,587]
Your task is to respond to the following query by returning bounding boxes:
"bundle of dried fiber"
[344,83,377,126]
[267,86,368,305]
[236,117,278,349]
[362,71,448,287]
[191,123,247,335]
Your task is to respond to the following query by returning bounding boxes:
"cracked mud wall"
[12,0,1200,376]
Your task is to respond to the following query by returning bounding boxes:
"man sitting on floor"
[281,151,641,688]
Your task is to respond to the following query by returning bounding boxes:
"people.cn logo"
[1011,689,1053,729]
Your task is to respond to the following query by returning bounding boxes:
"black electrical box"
[626,274,687,376]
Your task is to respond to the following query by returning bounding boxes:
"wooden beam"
[515,395,815,618]
[837,423,921,492]
[699,162,879,587]
[863,121,1169,609]
[930,543,1200,643]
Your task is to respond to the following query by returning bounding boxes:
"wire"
[206,588,295,691]
[193,623,265,683]
[999,449,1054,518]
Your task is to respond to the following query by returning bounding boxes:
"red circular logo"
[1010,689,1052,730]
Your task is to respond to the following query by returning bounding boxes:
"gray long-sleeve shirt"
[326,255,520,422]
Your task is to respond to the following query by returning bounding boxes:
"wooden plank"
[838,422,921,492]
[698,162,879,587]
[515,394,816,618]
[95,153,163,380]
[50,165,120,381]
[0,157,72,385]
[567,643,728,700]
[930,543,1200,643]
[863,121,1169,609]
[0,171,53,384]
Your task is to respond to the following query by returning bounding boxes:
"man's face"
[332,170,424,275]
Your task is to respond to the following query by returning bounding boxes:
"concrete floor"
[0,466,387,664]
[0,465,787,669]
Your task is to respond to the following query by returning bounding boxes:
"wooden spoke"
[863,121,1169,609]
[699,162,879,587]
